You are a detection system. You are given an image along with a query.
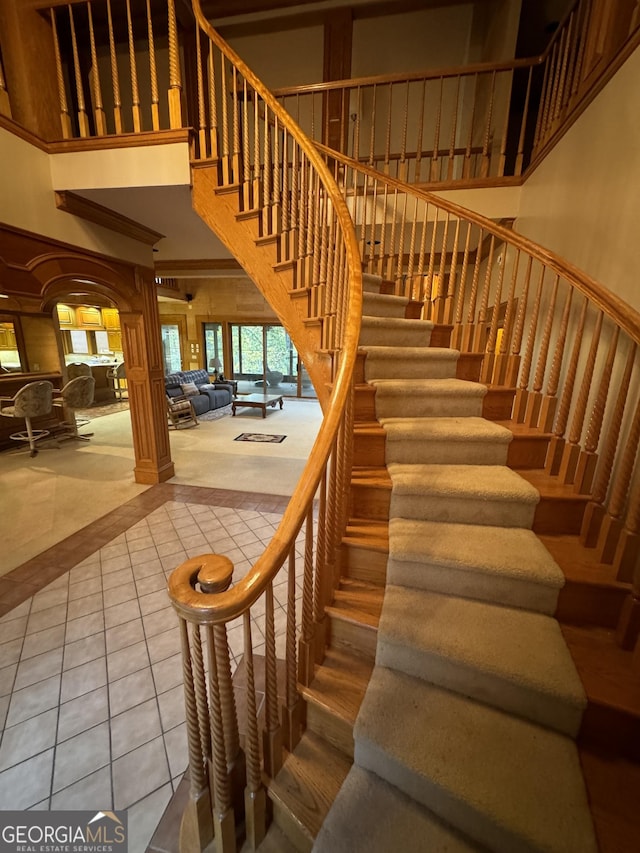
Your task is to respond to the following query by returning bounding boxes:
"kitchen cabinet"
[102,308,120,330]
[76,307,103,328]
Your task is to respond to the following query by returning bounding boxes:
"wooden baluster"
[571,0,591,100]
[50,9,72,138]
[205,624,236,852]
[515,67,533,175]
[545,297,589,473]
[319,191,329,297]
[497,70,513,178]
[242,78,251,210]
[552,21,571,125]
[179,619,214,851]
[463,74,478,180]
[614,477,640,646]
[480,71,496,178]
[423,207,440,321]
[231,67,241,184]
[68,5,90,137]
[353,86,362,163]
[502,254,532,387]
[396,192,409,292]
[104,0,122,134]
[414,202,429,303]
[491,249,520,385]
[581,343,637,546]
[167,0,182,129]
[207,42,219,161]
[124,0,141,132]
[433,211,450,321]
[558,310,603,484]
[399,80,410,181]
[447,75,461,181]
[561,9,580,114]
[290,144,299,265]
[296,155,307,285]
[272,114,281,236]
[262,582,283,777]
[305,164,316,289]
[451,219,473,344]
[525,275,560,427]
[191,623,212,783]
[368,84,377,166]
[539,42,559,145]
[596,394,640,568]
[473,234,495,353]
[385,188,399,283]
[243,612,266,849]
[377,183,389,279]
[430,77,443,182]
[282,548,303,750]
[314,471,328,661]
[513,264,545,422]
[532,54,552,151]
[220,54,231,184]
[0,49,10,118]
[383,82,393,175]
[481,241,507,384]
[298,505,315,686]
[195,24,206,159]
[536,286,573,431]
[145,0,160,131]
[574,326,620,494]
[415,78,427,183]
[457,226,484,351]
[87,3,106,135]
[405,195,419,299]
[364,175,375,272]
[281,129,290,259]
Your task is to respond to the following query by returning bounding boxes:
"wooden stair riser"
[533,495,590,535]
[353,430,386,467]
[354,386,516,424]
[271,799,313,853]
[340,541,388,584]
[557,581,629,629]
[304,701,355,759]
[350,481,391,521]
[326,612,378,661]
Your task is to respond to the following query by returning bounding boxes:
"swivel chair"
[67,362,92,379]
[53,376,96,441]
[0,380,54,456]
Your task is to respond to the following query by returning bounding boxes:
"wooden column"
[0,0,61,139]
[322,8,353,152]
[120,269,174,484]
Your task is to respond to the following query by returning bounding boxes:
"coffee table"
[232,393,284,418]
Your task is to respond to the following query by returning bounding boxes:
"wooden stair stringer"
[191,164,330,407]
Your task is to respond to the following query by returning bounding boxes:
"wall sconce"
[186,293,193,310]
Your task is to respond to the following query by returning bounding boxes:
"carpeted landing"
[314,280,597,852]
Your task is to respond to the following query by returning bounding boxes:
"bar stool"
[67,362,92,379]
[0,381,54,456]
[107,362,127,400]
[53,376,96,441]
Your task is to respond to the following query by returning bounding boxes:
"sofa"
[165,369,234,416]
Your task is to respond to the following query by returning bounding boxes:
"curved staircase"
[312,275,597,852]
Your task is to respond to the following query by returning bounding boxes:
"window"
[0,318,23,372]
[161,324,182,374]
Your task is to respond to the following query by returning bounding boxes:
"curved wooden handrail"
[168,0,363,625]
[317,143,640,345]
[272,56,540,98]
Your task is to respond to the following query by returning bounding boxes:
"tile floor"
[0,488,305,852]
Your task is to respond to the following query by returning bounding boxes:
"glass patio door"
[228,323,315,398]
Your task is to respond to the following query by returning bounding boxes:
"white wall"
[0,129,154,266]
[515,45,640,312]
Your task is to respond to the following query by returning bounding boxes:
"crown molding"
[55,190,165,246]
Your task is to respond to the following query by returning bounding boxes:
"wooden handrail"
[271,56,541,97]
[170,0,363,620]
[317,144,640,345]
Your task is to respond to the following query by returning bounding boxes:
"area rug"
[234,433,287,443]
[77,401,130,419]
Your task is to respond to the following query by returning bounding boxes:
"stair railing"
[322,146,640,646]
[165,3,362,851]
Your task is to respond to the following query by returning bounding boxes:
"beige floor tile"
[109,667,156,717]
[110,698,162,760]
[63,633,106,671]
[60,657,107,703]
[0,747,54,809]
[53,721,110,793]
[0,707,58,771]
[50,765,112,810]
[107,639,149,683]
[14,647,63,691]
[112,736,170,811]
[105,618,145,654]
[57,686,109,743]
[6,674,61,727]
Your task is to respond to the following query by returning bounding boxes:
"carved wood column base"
[297,637,315,687]
[480,352,496,385]
[504,355,521,388]
[244,786,267,850]
[538,395,557,433]
[597,513,624,565]
[580,501,606,547]
[613,529,640,583]
[616,594,640,650]
[313,616,328,664]
[573,450,598,495]
[559,441,581,484]
[525,391,543,428]
[281,699,305,752]
[134,460,175,484]
[179,789,214,853]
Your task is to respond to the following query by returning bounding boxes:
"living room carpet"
[234,432,286,443]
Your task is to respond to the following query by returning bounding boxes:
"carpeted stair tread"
[372,378,487,418]
[362,291,412,318]
[388,518,563,613]
[378,585,586,736]
[362,346,459,380]
[362,273,388,293]
[355,667,598,853]
[313,765,484,853]
[360,316,432,347]
[381,417,512,465]
[388,463,540,528]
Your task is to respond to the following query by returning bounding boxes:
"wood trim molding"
[154,258,244,272]
[47,128,192,153]
[55,191,165,246]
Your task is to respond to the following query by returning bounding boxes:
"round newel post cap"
[195,554,234,593]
